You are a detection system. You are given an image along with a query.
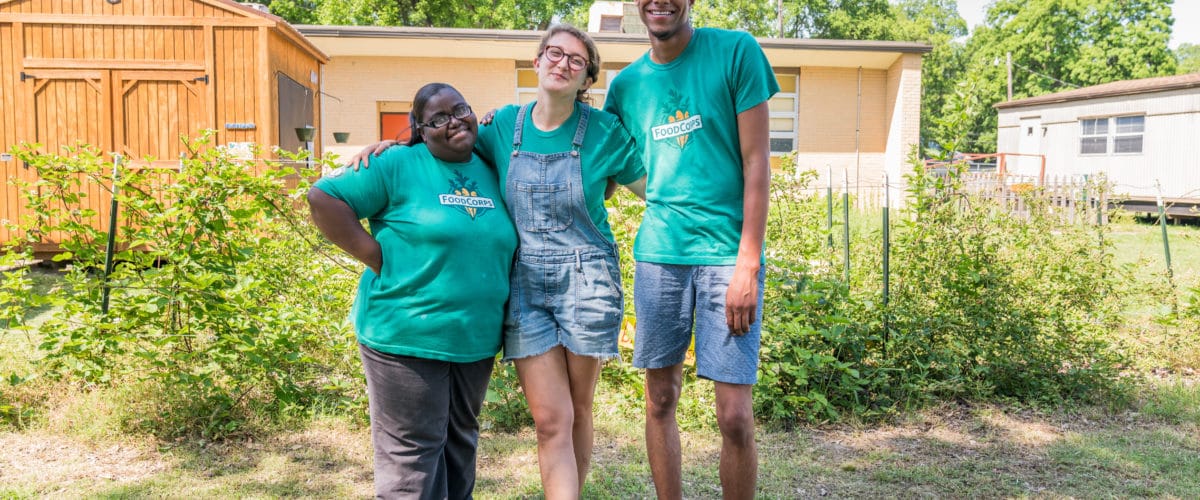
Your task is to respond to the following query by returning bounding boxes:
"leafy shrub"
[4,135,361,438]
[752,159,1132,425]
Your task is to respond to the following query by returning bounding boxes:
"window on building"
[515,66,612,108]
[599,15,623,32]
[1113,115,1144,154]
[768,71,798,156]
[1079,115,1144,155]
[1079,118,1108,155]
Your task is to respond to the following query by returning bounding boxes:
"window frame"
[1079,117,1108,156]
[1112,115,1144,155]
[768,71,798,157]
[1079,114,1145,156]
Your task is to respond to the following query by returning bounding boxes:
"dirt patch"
[0,431,168,489]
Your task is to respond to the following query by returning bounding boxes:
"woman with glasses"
[309,82,517,499]
[352,25,646,499]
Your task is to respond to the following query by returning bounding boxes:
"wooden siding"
[0,0,325,248]
[22,24,205,69]
[214,26,259,147]
[0,0,241,18]
[269,30,321,153]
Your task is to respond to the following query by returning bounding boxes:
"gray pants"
[359,344,494,500]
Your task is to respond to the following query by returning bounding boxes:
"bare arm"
[307,187,383,275]
[622,175,647,200]
[346,140,398,171]
[726,101,771,335]
[604,175,647,201]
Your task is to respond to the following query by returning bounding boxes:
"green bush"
[4,135,362,438]
[752,159,1132,425]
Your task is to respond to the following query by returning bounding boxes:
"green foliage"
[1177,43,1200,75]
[954,0,1177,152]
[693,0,779,36]
[482,360,534,431]
[3,136,361,439]
[305,0,589,30]
[751,156,1132,425]
[781,0,896,40]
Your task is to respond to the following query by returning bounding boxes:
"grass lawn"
[1,385,1198,498]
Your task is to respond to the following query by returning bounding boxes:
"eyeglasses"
[420,103,473,129]
[542,46,588,72]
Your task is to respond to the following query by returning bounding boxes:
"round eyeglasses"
[420,103,474,129]
[542,45,588,72]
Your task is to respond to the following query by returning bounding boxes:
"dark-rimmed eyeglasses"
[542,46,588,72]
[420,103,474,129]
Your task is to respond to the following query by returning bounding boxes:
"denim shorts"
[632,262,765,385]
[502,250,623,362]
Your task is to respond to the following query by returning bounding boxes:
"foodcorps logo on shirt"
[439,169,495,220]
[651,111,702,148]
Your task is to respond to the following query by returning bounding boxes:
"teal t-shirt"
[313,143,517,362]
[475,101,645,243]
[603,28,779,265]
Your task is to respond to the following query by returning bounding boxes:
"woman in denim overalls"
[350,25,646,499]
[488,26,646,498]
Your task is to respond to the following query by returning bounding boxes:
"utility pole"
[1006,52,1013,101]
[777,0,784,37]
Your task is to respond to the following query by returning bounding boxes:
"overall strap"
[512,103,535,155]
[570,105,591,156]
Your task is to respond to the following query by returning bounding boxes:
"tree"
[693,0,778,36]
[259,0,319,24]
[1176,43,1200,74]
[955,0,1176,153]
[889,0,968,155]
[263,0,589,30]
[782,0,896,40]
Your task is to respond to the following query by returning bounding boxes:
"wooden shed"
[0,0,328,248]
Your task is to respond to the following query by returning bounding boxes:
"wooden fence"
[770,171,1110,225]
[958,172,1109,225]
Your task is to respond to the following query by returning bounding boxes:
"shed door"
[1017,116,1042,177]
[27,70,111,154]
[113,70,209,168]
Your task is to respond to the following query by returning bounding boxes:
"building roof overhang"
[995,72,1200,110]
[296,25,930,69]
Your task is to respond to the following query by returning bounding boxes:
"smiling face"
[638,0,694,41]
[417,88,477,163]
[534,31,595,99]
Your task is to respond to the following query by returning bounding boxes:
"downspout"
[856,66,862,205]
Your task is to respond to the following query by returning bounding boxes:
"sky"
[954,0,1200,48]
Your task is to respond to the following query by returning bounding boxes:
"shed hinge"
[20,71,32,82]
[193,75,209,84]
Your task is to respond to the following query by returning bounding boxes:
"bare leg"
[564,350,602,492]
[644,365,684,500]
[516,346,602,498]
[714,381,756,500]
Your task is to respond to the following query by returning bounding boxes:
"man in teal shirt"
[602,0,777,497]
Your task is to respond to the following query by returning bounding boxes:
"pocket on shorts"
[573,257,623,331]
[513,181,572,233]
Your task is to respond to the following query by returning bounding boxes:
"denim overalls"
[501,103,623,361]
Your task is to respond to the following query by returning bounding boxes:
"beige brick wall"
[318,53,924,194]
[319,56,516,161]
[798,67,888,154]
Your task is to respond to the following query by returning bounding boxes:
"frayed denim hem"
[501,342,619,364]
